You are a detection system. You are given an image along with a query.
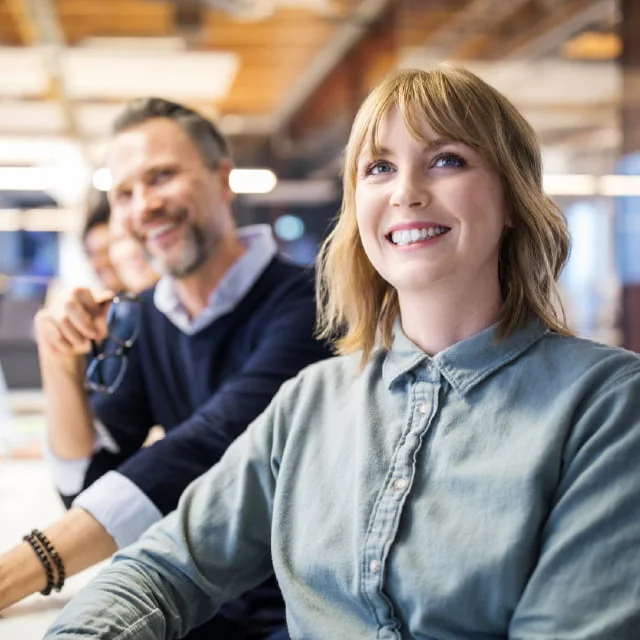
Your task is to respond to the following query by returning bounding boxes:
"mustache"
[135,207,189,239]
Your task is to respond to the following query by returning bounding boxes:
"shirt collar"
[382,317,548,394]
[153,224,277,334]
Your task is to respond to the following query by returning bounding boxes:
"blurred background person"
[108,206,159,295]
[81,195,125,294]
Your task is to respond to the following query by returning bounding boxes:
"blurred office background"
[1,0,639,449]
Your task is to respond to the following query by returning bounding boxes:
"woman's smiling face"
[355,106,510,304]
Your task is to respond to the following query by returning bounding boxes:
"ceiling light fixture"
[0,167,56,191]
[542,174,598,196]
[90,167,278,195]
[228,168,278,194]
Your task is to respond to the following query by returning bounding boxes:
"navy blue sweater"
[82,256,333,638]
[86,256,331,508]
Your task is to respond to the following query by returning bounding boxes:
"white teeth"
[146,222,176,240]
[390,226,448,246]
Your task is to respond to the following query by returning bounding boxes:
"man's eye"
[433,153,466,168]
[151,169,174,184]
[366,161,393,176]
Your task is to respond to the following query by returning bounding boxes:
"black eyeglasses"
[85,293,142,395]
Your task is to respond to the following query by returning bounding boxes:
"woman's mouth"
[387,225,450,247]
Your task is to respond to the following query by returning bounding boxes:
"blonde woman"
[45,67,640,639]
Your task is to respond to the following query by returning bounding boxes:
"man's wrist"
[0,542,47,611]
[38,347,85,380]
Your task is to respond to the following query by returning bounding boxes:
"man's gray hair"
[112,97,231,168]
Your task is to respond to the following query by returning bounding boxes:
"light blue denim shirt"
[46,320,640,639]
[47,224,277,548]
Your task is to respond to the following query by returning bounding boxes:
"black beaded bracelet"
[23,533,54,596]
[32,529,66,592]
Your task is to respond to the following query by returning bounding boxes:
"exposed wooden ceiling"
[0,0,624,191]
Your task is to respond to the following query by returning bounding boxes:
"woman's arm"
[43,387,287,640]
[509,367,640,639]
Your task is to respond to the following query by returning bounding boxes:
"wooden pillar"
[618,0,640,352]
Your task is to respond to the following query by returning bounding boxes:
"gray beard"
[146,224,215,279]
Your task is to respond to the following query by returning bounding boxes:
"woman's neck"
[398,278,503,356]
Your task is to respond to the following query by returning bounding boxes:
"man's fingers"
[38,315,76,355]
[74,288,101,315]
[62,288,111,342]
[63,297,101,340]
[57,317,93,353]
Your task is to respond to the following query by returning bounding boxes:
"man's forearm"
[0,508,117,610]
[39,349,95,459]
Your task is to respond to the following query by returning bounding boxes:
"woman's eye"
[433,153,466,168]
[366,161,393,176]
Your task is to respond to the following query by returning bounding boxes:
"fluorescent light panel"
[0,208,76,232]
[542,174,597,196]
[598,175,640,197]
[93,167,278,195]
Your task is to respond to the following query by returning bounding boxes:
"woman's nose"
[390,171,428,209]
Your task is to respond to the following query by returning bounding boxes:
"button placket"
[361,376,439,630]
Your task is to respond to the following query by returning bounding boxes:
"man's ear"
[216,159,235,202]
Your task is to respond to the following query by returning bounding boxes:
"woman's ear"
[504,204,515,229]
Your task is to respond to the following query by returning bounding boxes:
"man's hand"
[35,288,113,359]
[35,288,114,460]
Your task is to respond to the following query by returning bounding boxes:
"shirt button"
[419,402,429,414]
[393,477,408,491]
[370,560,381,574]
[427,362,436,375]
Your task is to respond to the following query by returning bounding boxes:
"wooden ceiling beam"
[5,0,38,44]
[482,0,615,60]
[55,0,169,15]
[272,0,393,133]
[265,0,397,178]
[415,0,532,60]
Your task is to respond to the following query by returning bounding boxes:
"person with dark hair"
[81,195,124,293]
[108,201,159,295]
[0,96,332,639]
[41,67,640,639]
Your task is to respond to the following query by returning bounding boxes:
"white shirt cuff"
[73,471,163,549]
[42,420,120,497]
[43,438,91,497]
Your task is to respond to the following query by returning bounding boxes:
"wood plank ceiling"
[0,0,622,180]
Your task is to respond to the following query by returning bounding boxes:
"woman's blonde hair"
[316,65,572,363]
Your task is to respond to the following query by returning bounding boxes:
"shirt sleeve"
[70,338,155,503]
[112,281,331,516]
[44,386,287,640]
[44,420,121,500]
[72,471,163,549]
[509,366,640,639]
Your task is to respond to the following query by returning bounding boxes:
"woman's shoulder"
[537,331,640,387]
[279,349,383,404]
